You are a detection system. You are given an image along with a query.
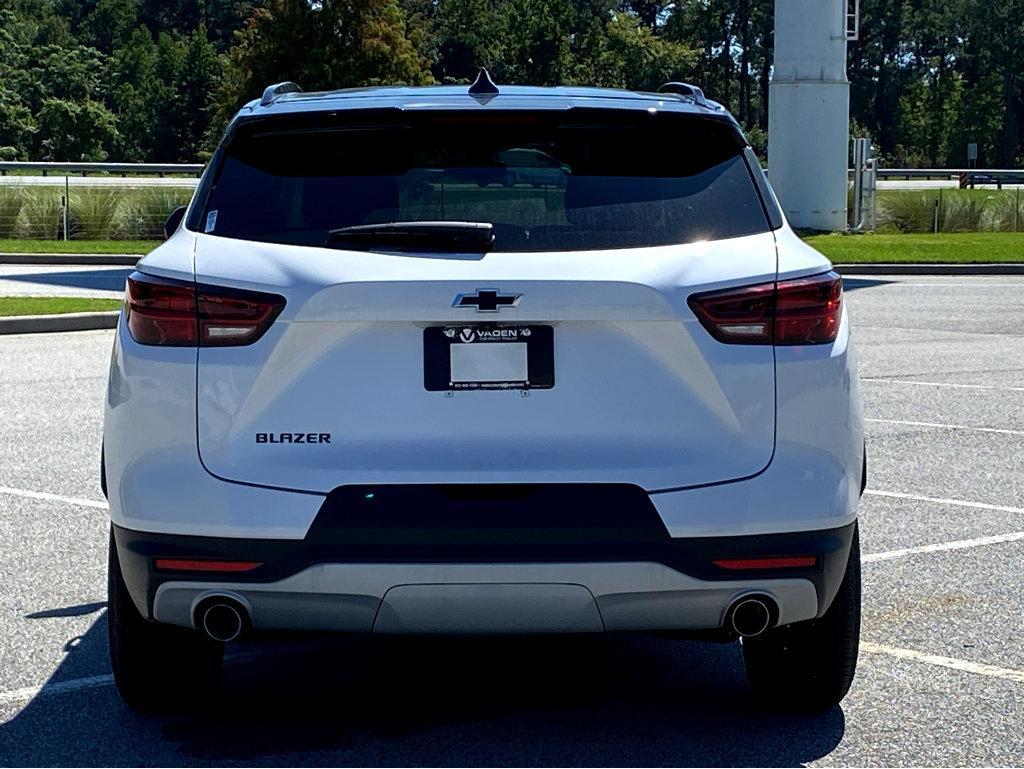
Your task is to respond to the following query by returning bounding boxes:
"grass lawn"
[0,297,122,317]
[804,232,1024,263]
[0,239,156,255]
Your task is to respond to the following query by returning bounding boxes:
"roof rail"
[260,81,303,107]
[658,82,709,105]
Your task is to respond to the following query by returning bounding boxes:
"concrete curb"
[0,254,141,266]
[0,311,120,335]
[835,263,1024,275]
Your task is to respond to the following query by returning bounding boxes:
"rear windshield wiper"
[325,221,495,252]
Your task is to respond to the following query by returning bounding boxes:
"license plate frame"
[424,325,554,391]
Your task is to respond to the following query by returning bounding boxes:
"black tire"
[742,523,861,711]
[107,529,223,710]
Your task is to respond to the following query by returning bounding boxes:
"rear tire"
[107,529,223,710]
[742,523,861,711]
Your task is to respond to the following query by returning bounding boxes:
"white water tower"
[768,0,855,231]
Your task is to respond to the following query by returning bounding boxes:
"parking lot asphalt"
[0,275,1022,766]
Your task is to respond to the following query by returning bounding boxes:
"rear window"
[197,110,770,252]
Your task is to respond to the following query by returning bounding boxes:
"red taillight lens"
[125,274,197,345]
[126,272,285,347]
[197,290,285,347]
[688,271,842,346]
[774,272,843,345]
[686,281,775,344]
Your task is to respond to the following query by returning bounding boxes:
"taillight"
[688,271,842,345]
[774,272,844,344]
[196,288,286,346]
[125,274,197,345]
[686,282,775,344]
[125,272,284,347]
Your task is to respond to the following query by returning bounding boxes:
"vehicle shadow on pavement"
[1,615,846,766]
[842,278,895,292]
[0,269,131,293]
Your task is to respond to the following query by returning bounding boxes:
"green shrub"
[938,194,985,232]
[979,192,1023,232]
[876,191,937,233]
[117,187,193,239]
[0,185,26,239]
[17,189,64,239]
[874,189,1021,233]
[70,187,121,239]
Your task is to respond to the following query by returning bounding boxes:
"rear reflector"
[712,556,817,570]
[126,272,285,347]
[154,559,263,573]
[688,271,842,345]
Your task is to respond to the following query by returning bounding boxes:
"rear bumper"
[151,562,819,635]
[113,488,855,634]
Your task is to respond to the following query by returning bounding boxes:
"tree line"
[1,0,1021,167]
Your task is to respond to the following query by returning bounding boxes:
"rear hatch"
[192,107,778,493]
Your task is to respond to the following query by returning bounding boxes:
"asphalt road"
[0,275,1022,766]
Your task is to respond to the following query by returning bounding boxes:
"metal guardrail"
[862,168,1024,181]
[0,162,204,177]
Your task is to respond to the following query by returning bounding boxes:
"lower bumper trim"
[152,562,819,635]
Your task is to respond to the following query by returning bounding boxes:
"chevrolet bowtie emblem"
[452,289,522,312]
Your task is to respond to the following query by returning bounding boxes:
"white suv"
[103,75,864,711]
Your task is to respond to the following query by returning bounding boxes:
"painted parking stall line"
[0,650,267,707]
[866,418,1024,436]
[0,675,115,707]
[862,531,1024,563]
[0,485,108,510]
[861,378,1024,392]
[865,489,1024,515]
[862,643,1024,685]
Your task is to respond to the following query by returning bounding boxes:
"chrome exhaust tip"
[195,597,247,643]
[728,595,776,638]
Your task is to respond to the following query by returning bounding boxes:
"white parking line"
[862,642,1024,684]
[853,283,1024,287]
[861,378,1024,392]
[0,674,114,707]
[0,649,267,707]
[862,531,1024,563]
[866,418,1024,436]
[0,485,108,510]
[865,489,1024,515]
